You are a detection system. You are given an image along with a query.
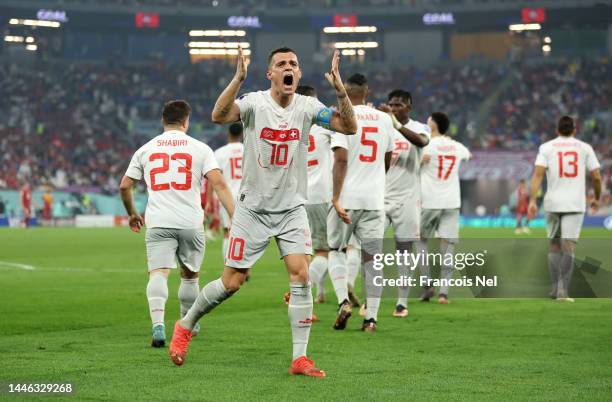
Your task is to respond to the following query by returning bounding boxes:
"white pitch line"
[0,261,36,271]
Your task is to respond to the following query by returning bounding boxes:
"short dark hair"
[296,85,316,97]
[557,115,575,136]
[431,112,450,134]
[388,89,412,106]
[346,73,368,87]
[162,100,191,125]
[228,122,243,138]
[267,47,297,65]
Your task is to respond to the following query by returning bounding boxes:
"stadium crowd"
[0,57,609,192]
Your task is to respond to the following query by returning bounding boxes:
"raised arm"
[119,175,145,232]
[211,46,249,124]
[528,165,546,219]
[324,50,357,135]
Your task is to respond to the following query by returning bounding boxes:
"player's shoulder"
[135,135,162,153]
[450,137,468,148]
[573,137,595,151]
[214,143,230,156]
[237,90,264,103]
[183,135,214,155]
[294,93,324,110]
[370,106,392,122]
[311,124,333,137]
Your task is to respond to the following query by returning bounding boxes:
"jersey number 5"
[359,127,378,163]
[557,151,578,178]
[149,152,192,191]
[437,155,456,180]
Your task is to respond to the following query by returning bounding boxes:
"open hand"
[324,50,346,94]
[378,103,391,113]
[590,199,600,214]
[129,214,145,233]
[235,46,249,82]
[527,201,538,220]
[333,200,351,224]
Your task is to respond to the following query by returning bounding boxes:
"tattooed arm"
[324,50,357,135]
[211,46,248,124]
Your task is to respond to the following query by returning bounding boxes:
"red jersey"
[517,186,528,211]
[20,188,32,209]
[21,187,32,216]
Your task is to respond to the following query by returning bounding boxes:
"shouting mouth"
[283,73,294,88]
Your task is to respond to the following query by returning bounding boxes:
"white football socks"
[416,240,430,284]
[146,273,168,327]
[328,250,349,303]
[346,247,361,288]
[439,243,455,295]
[178,278,199,318]
[181,278,231,330]
[309,255,328,285]
[288,282,313,359]
[548,252,561,297]
[559,253,575,298]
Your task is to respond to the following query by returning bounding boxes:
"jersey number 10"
[149,152,192,191]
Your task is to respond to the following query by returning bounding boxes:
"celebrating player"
[210,122,244,258]
[119,100,235,347]
[168,47,357,377]
[528,116,602,302]
[379,89,430,317]
[418,112,471,304]
[327,73,394,332]
[296,85,334,305]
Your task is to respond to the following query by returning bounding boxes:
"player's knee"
[561,239,576,254]
[222,268,248,293]
[291,269,309,284]
[179,266,199,279]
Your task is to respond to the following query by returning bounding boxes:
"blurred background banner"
[0,0,609,224]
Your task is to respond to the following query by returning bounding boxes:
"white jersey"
[214,142,244,198]
[125,130,219,229]
[385,119,431,207]
[420,135,471,210]
[306,125,334,204]
[535,136,600,213]
[331,104,395,210]
[235,90,327,212]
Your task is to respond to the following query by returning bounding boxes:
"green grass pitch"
[1,227,611,401]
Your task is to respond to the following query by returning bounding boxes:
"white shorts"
[145,227,205,272]
[225,204,312,269]
[546,212,584,241]
[385,201,420,241]
[328,208,385,255]
[305,203,330,251]
[421,208,460,242]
